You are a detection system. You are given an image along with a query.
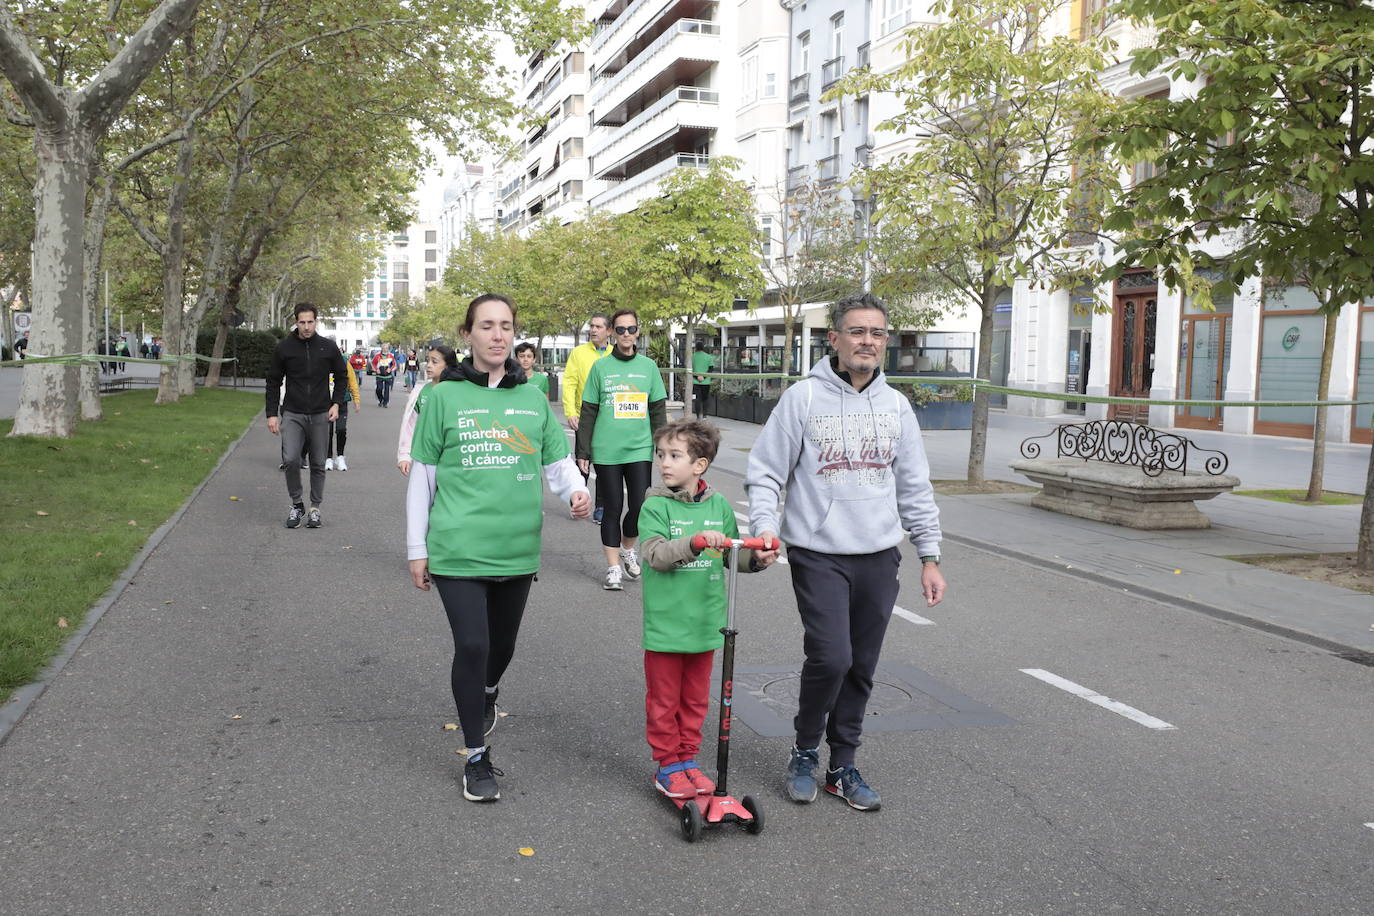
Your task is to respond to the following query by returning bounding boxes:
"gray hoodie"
[745,357,942,557]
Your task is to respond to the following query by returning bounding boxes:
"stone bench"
[1011,420,1240,529]
[1009,456,1239,529]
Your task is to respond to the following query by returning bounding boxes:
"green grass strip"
[1233,489,1364,506]
[0,388,262,705]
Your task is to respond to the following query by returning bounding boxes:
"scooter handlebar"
[690,535,778,551]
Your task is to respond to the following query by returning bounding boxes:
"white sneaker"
[335,455,348,471]
[324,458,334,471]
[603,566,623,591]
[620,547,641,580]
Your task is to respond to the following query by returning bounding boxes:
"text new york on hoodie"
[745,356,942,558]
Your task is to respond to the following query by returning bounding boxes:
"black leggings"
[328,407,349,458]
[594,461,652,549]
[432,575,533,748]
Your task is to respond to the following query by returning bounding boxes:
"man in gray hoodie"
[746,292,946,812]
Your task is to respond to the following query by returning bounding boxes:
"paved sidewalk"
[702,408,1374,655]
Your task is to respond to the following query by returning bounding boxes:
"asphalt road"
[1,397,1372,914]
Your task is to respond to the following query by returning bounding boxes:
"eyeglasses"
[614,324,639,335]
[840,326,889,340]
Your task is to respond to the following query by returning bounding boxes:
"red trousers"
[644,649,714,766]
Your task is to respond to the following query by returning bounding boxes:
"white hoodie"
[745,357,942,557]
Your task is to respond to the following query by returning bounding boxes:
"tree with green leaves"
[619,159,762,415]
[1100,0,1374,534]
[831,0,1120,484]
[756,179,864,387]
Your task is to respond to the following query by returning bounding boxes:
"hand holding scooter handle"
[690,535,779,551]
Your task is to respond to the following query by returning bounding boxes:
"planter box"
[914,400,973,430]
[710,394,780,424]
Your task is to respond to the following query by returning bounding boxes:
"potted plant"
[904,382,974,430]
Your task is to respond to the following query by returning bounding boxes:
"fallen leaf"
[342,545,353,550]
[498,711,508,718]
[455,748,469,756]
[229,496,240,501]
[230,714,242,720]
[518,848,535,857]
[163,600,174,605]
[57,618,68,628]
[442,723,458,731]
[139,458,150,463]
[127,520,137,526]
[1173,569,1181,575]
[94,552,102,557]
[35,510,48,516]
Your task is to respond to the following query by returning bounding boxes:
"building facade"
[321,222,441,351]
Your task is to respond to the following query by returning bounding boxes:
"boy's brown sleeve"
[640,534,700,571]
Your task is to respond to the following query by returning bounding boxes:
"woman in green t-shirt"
[406,293,591,803]
[574,308,667,591]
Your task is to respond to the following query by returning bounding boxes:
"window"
[562,179,584,200]
[424,230,436,243]
[392,261,409,279]
[379,282,388,297]
[741,56,759,104]
[562,52,584,77]
[425,248,437,262]
[561,136,583,158]
[883,0,913,34]
[425,268,437,282]
[763,71,778,98]
[830,13,844,61]
[393,281,409,299]
[797,33,810,76]
[760,215,773,258]
[566,94,585,116]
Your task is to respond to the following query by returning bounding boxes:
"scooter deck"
[666,791,756,824]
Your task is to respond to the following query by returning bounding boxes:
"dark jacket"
[266,331,347,417]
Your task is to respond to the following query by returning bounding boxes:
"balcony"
[589,86,720,176]
[500,176,525,201]
[593,0,718,61]
[857,42,870,69]
[789,74,810,106]
[589,152,711,212]
[821,56,846,92]
[817,154,841,185]
[591,20,722,113]
[854,144,872,168]
[785,164,809,195]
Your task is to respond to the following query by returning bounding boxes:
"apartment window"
[830,13,844,61]
[796,33,810,76]
[742,56,759,104]
[883,0,913,34]
[562,179,584,200]
[565,94,585,116]
[424,249,436,263]
[561,136,584,158]
[392,261,409,279]
[379,282,388,297]
[763,71,778,98]
[366,281,374,297]
[425,268,437,282]
[424,230,436,243]
[760,215,773,258]
[393,281,409,299]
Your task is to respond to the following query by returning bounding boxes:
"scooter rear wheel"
[681,800,703,843]
[742,795,764,835]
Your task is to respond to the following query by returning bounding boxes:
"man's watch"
[920,555,940,565]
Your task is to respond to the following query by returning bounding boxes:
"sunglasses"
[614,324,639,335]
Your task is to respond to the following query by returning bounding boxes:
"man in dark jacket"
[266,303,347,529]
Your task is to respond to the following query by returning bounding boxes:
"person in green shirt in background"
[638,419,773,798]
[406,293,591,803]
[562,313,613,524]
[514,341,548,397]
[576,308,667,591]
[690,341,715,419]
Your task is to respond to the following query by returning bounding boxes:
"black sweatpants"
[432,575,534,748]
[787,545,902,768]
[693,383,711,418]
[594,461,652,549]
[328,402,349,458]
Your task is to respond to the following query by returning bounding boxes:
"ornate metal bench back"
[1019,420,1229,477]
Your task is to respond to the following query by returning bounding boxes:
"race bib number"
[612,391,647,419]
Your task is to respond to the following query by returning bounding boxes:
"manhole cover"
[760,674,913,716]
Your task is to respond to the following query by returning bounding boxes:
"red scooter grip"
[690,535,778,551]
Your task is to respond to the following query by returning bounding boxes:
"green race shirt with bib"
[582,352,667,464]
[410,370,571,577]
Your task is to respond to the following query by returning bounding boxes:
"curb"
[943,531,1374,665]
[0,420,257,747]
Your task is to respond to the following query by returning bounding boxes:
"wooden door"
[1175,315,1230,431]
[1109,290,1156,423]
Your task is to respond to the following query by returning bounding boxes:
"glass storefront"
[1256,285,1321,435]
[1175,283,1233,428]
[1355,304,1374,443]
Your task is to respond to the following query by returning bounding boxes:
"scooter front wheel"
[681,800,703,843]
[741,795,764,835]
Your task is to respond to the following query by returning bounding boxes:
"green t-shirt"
[410,378,568,577]
[639,492,740,652]
[582,353,666,465]
[691,350,715,383]
[528,371,549,396]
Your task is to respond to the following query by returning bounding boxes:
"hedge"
[194,327,285,378]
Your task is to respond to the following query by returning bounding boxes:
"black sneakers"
[285,504,305,528]
[463,750,502,802]
[483,688,500,737]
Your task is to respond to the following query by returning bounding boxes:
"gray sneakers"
[785,746,820,802]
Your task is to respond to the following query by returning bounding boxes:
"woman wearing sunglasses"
[575,308,667,590]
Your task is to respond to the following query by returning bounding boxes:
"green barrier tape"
[0,353,236,368]
[670,370,1374,409]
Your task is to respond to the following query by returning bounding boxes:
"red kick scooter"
[669,535,775,842]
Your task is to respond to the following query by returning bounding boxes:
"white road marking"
[1020,669,1176,730]
[1366,823,1374,832]
[893,605,934,625]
